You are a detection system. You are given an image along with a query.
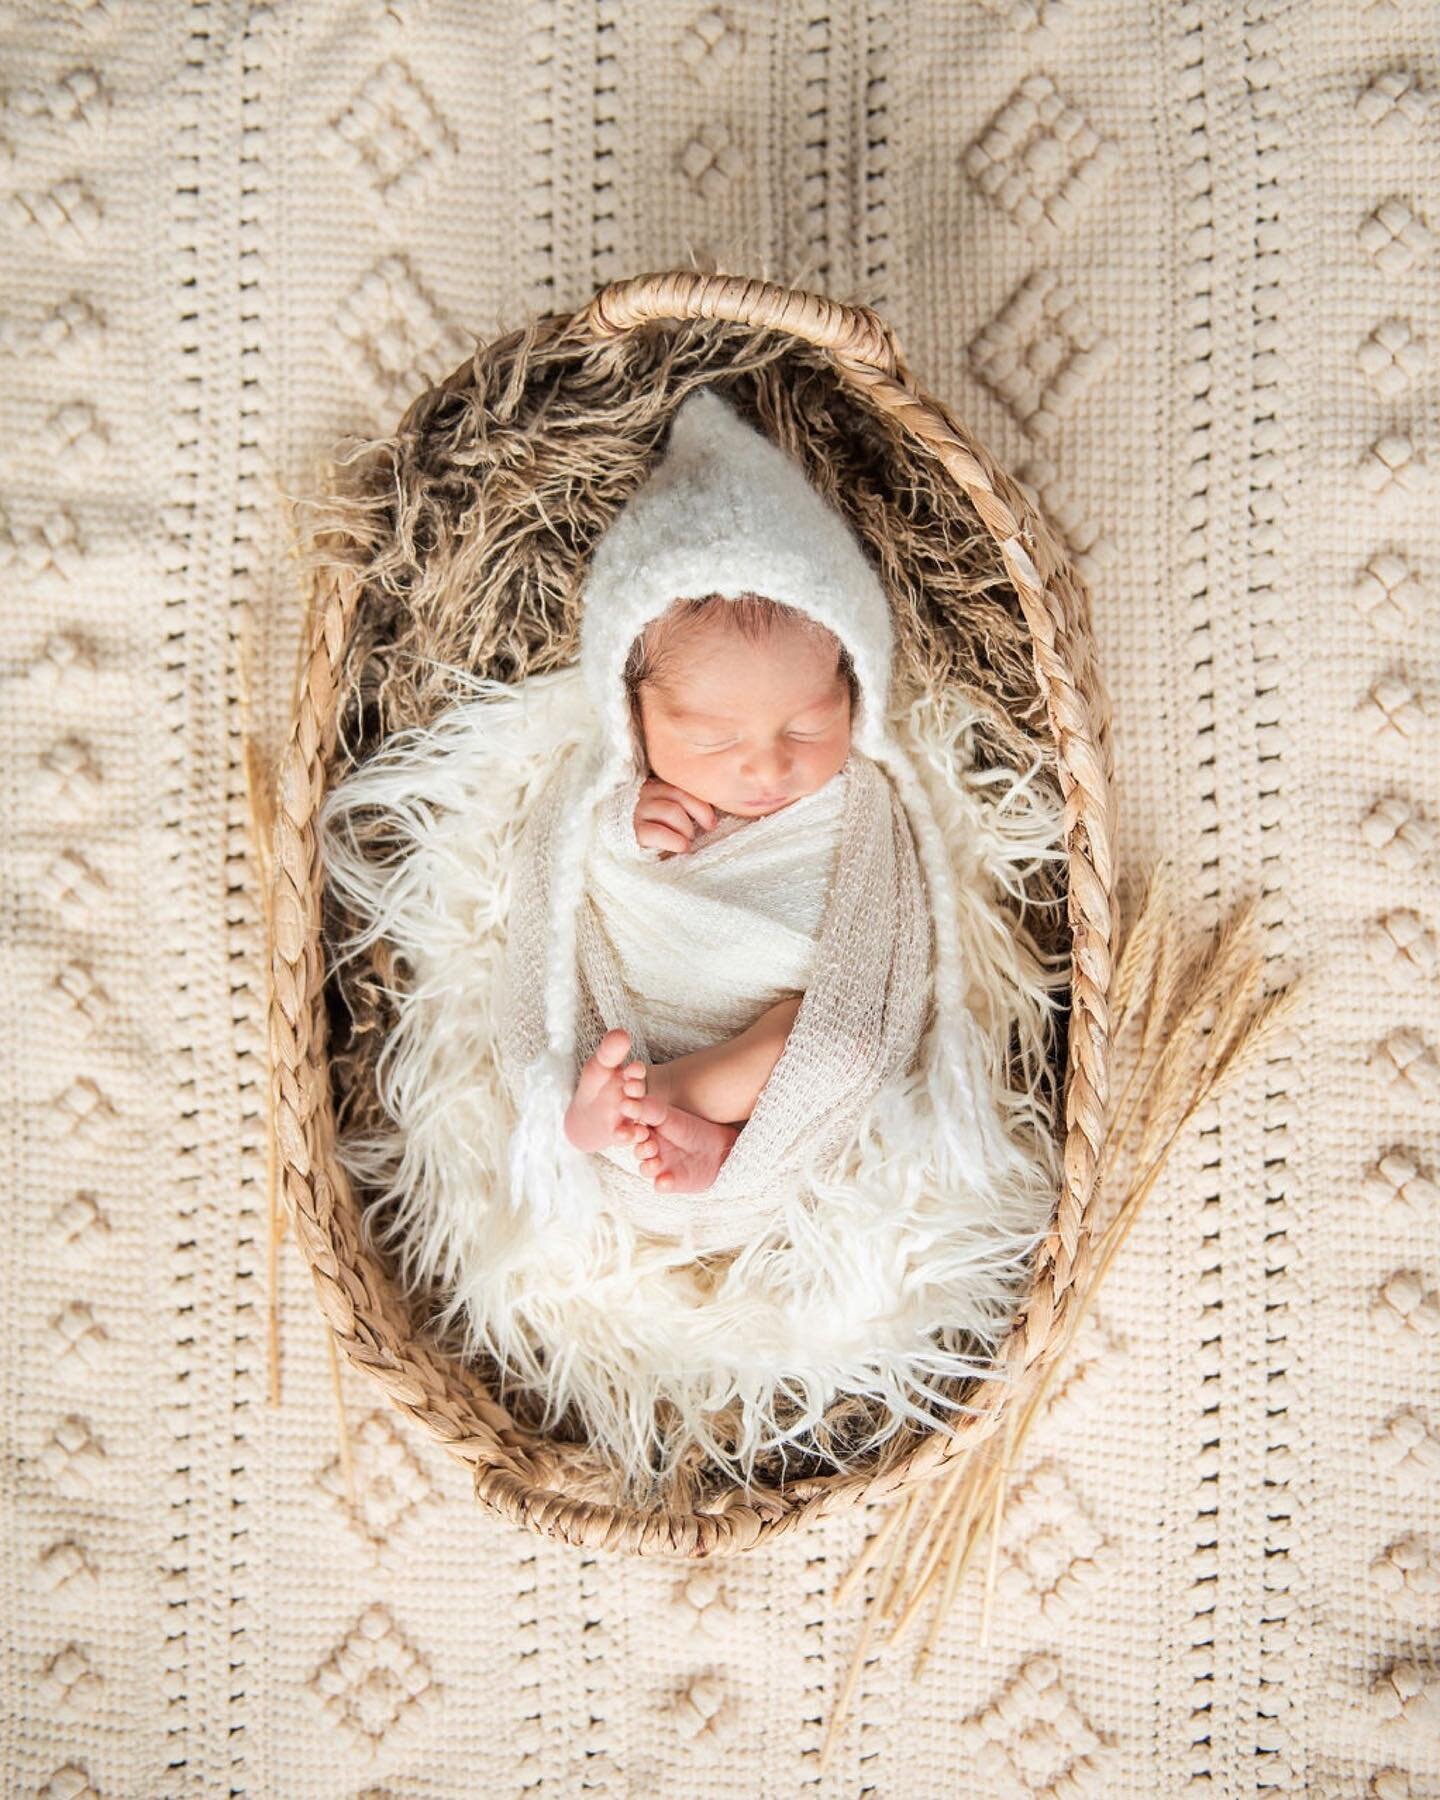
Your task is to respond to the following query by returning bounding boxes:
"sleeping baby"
[495,382,943,1257]
[488,375,954,1262]
[562,589,857,1196]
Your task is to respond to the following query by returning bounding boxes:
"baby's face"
[637,612,852,819]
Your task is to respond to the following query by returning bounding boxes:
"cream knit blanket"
[6,3,1436,1793]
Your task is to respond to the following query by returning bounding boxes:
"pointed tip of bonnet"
[668,384,738,438]
[665,382,782,459]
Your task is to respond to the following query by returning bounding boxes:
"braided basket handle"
[574,269,912,379]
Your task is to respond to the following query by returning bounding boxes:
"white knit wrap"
[498,745,933,1250]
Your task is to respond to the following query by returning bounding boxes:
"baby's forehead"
[634,601,849,719]
[661,635,835,683]
[647,605,835,661]
[650,666,845,726]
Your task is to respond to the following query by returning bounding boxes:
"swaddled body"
[589,764,844,1064]
[566,594,928,1215]
[580,757,848,1194]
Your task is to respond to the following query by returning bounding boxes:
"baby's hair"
[623,593,858,758]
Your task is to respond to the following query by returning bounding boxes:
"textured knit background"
[4,1,1439,1794]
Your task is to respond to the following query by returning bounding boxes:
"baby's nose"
[743,745,792,782]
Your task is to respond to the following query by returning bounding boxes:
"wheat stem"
[977,1412,1015,1649]
[876,1447,971,1621]
[886,1467,971,1644]
[914,1478,991,1673]
[832,1489,911,1608]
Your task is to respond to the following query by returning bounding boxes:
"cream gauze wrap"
[500,744,933,1251]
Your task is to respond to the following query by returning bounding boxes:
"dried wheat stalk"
[236,601,286,1409]
[239,567,360,1512]
[818,856,1306,1763]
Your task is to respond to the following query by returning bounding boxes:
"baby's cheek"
[816,732,851,780]
[651,746,727,810]
[645,742,695,791]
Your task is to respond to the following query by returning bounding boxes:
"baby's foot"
[564,1028,648,1154]
[622,1095,740,1195]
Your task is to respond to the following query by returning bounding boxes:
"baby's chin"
[725,795,796,817]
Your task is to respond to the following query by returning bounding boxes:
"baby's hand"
[634,778,716,855]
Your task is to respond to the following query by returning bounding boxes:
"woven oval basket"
[268,269,1119,1557]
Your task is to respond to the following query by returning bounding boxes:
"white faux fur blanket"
[319,663,1069,1494]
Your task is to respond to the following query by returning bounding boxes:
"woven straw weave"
[272,267,1116,1550]
[3,3,1437,1794]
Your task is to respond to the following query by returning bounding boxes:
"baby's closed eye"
[689,728,827,751]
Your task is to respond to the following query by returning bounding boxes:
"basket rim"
[267,267,1120,1558]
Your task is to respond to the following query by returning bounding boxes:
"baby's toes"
[576,1030,631,1102]
[625,1094,668,1128]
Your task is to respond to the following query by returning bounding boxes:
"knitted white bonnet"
[577,386,896,785]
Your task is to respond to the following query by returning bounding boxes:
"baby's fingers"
[640,797,702,842]
[635,820,691,855]
[645,781,716,832]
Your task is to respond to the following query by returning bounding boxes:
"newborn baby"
[562,590,855,1197]
[498,383,934,1251]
